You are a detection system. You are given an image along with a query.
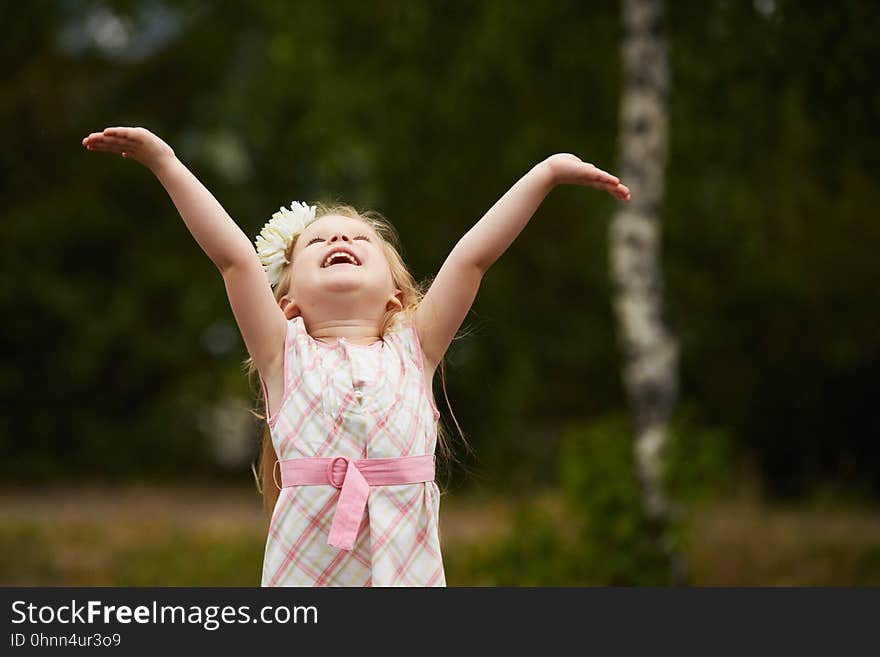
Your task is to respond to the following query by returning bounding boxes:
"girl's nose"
[329,233,351,243]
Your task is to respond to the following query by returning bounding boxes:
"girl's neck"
[304,317,383,345]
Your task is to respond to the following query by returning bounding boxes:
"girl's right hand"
[82,127,176,172]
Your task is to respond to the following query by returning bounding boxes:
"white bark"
[611,0,679,521]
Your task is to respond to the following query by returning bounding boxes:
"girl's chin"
[318,278,370,293]
[321,267,364,280]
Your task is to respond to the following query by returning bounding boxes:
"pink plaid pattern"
[259,313,445,587]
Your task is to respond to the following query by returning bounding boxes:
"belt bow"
[275,454,436,551]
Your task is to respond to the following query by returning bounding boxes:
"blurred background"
[1,0,878,585]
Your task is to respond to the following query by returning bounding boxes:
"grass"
[686,495,880,585]
[1,481,879,586]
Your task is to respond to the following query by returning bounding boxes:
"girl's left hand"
[544,153,631,202]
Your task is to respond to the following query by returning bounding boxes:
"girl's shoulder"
[283,314,306,343]
[387,311,427,350]
[280,315,313,357]
[386,311,431,366]
[386,310,413,334]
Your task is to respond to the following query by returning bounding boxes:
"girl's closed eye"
[307,235,370,245]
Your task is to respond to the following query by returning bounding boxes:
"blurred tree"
[610,0,683,578]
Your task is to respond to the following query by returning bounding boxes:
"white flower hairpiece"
[254,201,318,287]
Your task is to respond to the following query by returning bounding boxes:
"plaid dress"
[259,313,445,586]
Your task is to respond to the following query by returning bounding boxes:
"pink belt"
[273,454,436,551]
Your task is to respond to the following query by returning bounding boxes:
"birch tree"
[610,0,683,577]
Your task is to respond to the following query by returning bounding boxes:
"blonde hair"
[243,202,470,523]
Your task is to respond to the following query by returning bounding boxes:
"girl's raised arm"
[414,154,630,369]
[82,127,287,375]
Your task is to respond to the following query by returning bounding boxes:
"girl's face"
[284,214,401,318]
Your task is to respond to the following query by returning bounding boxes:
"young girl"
[82,126,630,587]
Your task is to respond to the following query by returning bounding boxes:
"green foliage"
[560,405,732,585]
[662,403,734,505]
[443,502,591,586]
[559,414,675,584]
[1,0,879,501]
[664,0,880,495]
[446,408,733,585]
[477,408,731,585]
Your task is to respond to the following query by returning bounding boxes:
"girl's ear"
[386,289,404,312]
[279,295,301,319]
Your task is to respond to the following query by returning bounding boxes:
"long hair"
[243,202,470,523]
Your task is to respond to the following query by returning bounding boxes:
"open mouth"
[322,249,361,268]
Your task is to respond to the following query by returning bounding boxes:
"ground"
[1,481,879,585]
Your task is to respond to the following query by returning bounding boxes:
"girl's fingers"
[92,133,128,143]
[104,127,143,144]
[85,135,137,150]
[589,177,619,192]
[600,181,631,200]
[85,141,120,152]
[580,163,619,186]
[104,135,136,147]
[85,138,135,154]
[104,127,129,139]
[81,127,140,147]
[85,141,123,152]
[86,138,126,150]
[592,168,619,185]
[602,182,622,194]
[564,159,629,198]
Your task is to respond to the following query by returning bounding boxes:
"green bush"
[444,405,734,585]
[558,406,733,584]
[559,413,669,584]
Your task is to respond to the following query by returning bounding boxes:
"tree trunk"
[610,0,684,581]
